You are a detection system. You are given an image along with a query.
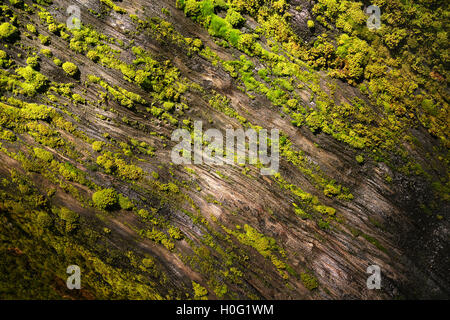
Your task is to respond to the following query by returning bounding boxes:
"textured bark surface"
[0,0,448,299]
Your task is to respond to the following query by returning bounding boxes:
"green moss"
[192,281,208,299]
[300,272,319,290]
[0,50,10,68]
[225,9,245,28]
[71,93,85,104]
[16,66,49,96]
[0,22,18,41]
[324,184,341,197]
[92,188,119,210]
[26,24,37,35]
[168,226,183,240]
[100,0,127,13]
[40,49,52,57]
[92,141,105,152]
[118,194,133,210]
[151,171,159,179]
[0,129,16,141]
[184,0,200,17]
[96,152,143,180]
[52,58,62,66]
[33,147,53,162]
[307,20,315,29]
[38,34,50,45]
[62,62,79,77]
[356,155,364,164]
[36,211,52,228]
[314,205,336,216]
[26,56,39,69]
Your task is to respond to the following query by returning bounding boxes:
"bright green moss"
[184,0,200,17]
[324,184,341,197]
[163,101,175,112]
[33,147,53,162]
[99,0,127,13]
[26,24,37,34]
[0,22,18,41]
[16,66,49,96]
[53,58,62,66]
[92,141,105,152]
[62,62,79,77]
[314,205,336,216]
[118,194,133,210]
[356,155,364,164]
[9,0,24,7]
[0,50,7,60]
[0,129,16,141]
[0,49,10,68]
[26,56,39,69]
[38,34,50,45]
[96,152,143,180]
[86,50,99,62]
[72,93,85,104]
[307,20,315,29]
[40,48,52,57]
[192,281,208,299]
[168,226,183,240]
[208,15,231,38]
[225,9,245,28]
[47,23,58,34]
[92,188,119,210]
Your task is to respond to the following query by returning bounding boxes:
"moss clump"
[184,0,200,17]
[62,62,79,77]
[26,24,37,34]
[40,49,52,57]
[324,184,341,197]
[168,226,183,240]
[0,50,10,68]
[71,93,85,104]
[92,188,119,210]
[225,9,245,28]
[26,56,39,69]
[314,205,336,216]
[118,194,133,210]
[192,281,208,300]
[99,0,127,13]
[53,58,62,66]
[307,20,315,29]
[0,22,18,41]
[38,34,50,45]
[16,66,49,96]
[96,152,143,180]
[356,155,364,164]
[301,272,319,290]
[0,129,16,141]
[33,147,53,162]
[91,141,105,152]
[36,211,52,228]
